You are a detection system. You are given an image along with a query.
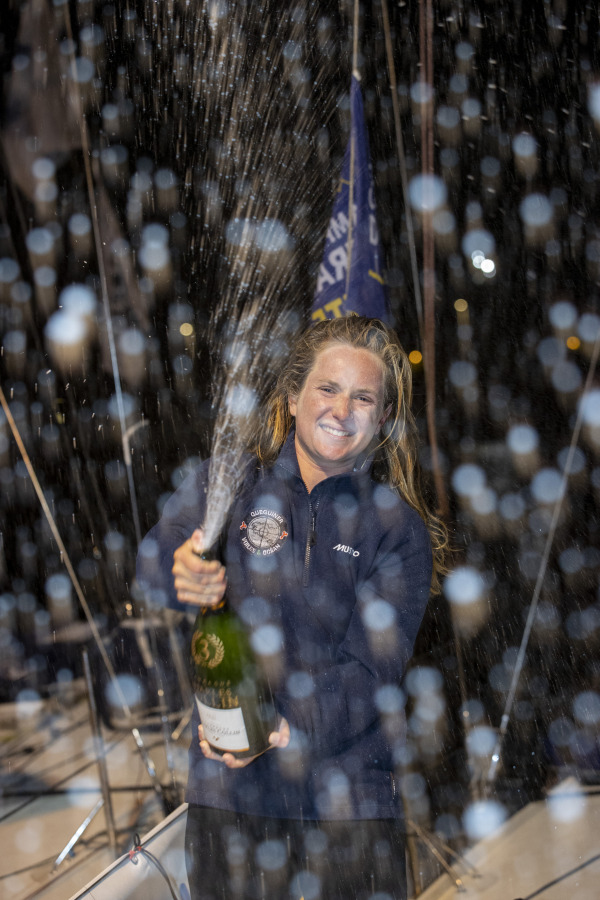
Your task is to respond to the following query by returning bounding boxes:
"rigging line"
[382,0,447,514]
[344,0,361,300]
[352,0,360,74]
[411,0,463,750]
[0,710,89,763]
[130,834,182,900]
[380,0,423,332]
[3,783,163,799]
[485,327,600,791]
[0,386,163,800]
[6,840,118,900]
[520,852,600,900]
[425,0,434,176]
[419,0,449,518]
[452,628,476,800]
[2,708,166,785]
[1,720,97,778]
[406,818,464,890]
[0,718,128,825]
[62,1,143,548]
[0,144,43,357]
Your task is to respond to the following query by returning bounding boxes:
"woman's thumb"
[191,528,204,553]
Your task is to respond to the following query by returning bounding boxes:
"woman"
[138,316,447,900]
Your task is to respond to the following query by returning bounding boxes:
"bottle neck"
[197,548,215,561]
[201,598,227,614]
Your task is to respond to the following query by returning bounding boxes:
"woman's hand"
[172,528,227,608]
[198,718,290,768]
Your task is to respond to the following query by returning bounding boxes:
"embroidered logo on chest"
[240,509,289,556]
[333,543,360,558]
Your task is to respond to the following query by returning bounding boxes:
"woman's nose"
[333,394,352,419]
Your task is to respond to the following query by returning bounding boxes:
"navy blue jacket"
[137,432,432,820]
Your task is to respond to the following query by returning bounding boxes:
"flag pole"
[345,0,361,300]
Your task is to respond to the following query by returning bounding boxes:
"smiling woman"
[255,316,447,589]
[138,316,448,900]
[288,343,390,490]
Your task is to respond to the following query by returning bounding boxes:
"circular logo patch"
[240,509,289,556]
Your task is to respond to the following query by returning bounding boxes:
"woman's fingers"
[173,572,225,596]
[197,720,290,765]
[197,725,256,768]
[172,536,227,606]
[173,541,223,576]
[175,590,223,607]
[269,718,290,749]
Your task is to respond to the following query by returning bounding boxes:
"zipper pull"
[309,511,317,546]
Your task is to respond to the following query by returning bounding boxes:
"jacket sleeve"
[135,461,210,610]
[275,508,433,757]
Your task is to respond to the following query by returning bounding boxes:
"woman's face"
[288,342,391,484]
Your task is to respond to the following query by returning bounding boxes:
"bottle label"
[196,697,250,753]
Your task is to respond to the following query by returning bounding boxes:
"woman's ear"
[379,404,392,429]
[288,394,297,417]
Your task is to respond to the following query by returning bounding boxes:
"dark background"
[1,0,599,856]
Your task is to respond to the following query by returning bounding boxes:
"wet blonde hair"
[251,316,448,592]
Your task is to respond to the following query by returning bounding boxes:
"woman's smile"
[320,423,352,438]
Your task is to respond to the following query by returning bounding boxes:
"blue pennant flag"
[312,73,389,323]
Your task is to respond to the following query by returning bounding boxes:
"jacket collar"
[275,429,374,486]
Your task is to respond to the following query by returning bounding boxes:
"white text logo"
[333,543,360,557]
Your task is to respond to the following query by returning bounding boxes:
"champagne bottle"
[190,550,277,758]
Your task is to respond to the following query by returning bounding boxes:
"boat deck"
[3,691,599,900]
[0,686,190,900]
[418,779,600,900]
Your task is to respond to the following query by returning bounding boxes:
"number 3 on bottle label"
[196,697,250,752]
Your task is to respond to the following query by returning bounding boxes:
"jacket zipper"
[302,497,319,588]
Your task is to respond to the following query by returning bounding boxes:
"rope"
[129,833,182,899]
[485,325,600,790]
[380,0,423,331]
[62,0,143,548]
[0,386,163,799]
[380,0,448,515]
[418,0,449,518]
